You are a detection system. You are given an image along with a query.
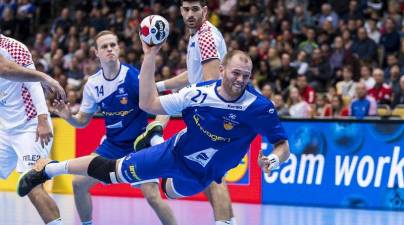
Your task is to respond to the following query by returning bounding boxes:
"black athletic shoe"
[17,158,57,197]
[133,121,163,151]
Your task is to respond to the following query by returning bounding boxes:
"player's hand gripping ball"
[140,15,169,45]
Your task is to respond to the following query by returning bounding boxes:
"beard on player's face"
[185,13,203,29]
[222,70,249,98]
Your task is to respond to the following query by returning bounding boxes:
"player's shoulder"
[122,63,140,74]
[245,85,275,111]
[195,79,217,88]
[197,21,221,36]
[0,34,29,50]
[179,80,217,96]
[86,69,103,85]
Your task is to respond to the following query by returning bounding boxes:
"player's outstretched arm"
[139,41,168,115]
[258,140,290,174]
[0,55,66,100]
[156,70,189,92]
[201,58,221,81]
[52,99,93,128]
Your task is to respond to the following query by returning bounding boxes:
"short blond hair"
[94,30,117,49]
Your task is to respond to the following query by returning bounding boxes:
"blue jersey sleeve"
[246,100,287,144]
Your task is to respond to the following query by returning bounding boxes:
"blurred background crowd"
[1,0,403,119]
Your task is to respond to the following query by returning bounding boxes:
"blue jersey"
[159,80,287,184]
[350,98,371,119]
[80,64,148,148]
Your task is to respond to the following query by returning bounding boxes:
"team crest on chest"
[120,97,128,105]
[116,86,128,104]
[222,113,239,131]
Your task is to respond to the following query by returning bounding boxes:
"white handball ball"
[139,15,170,45]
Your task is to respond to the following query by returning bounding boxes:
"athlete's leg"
[140,182,177,225]
[27,184,62,224]
[12,130,63,224]
[161,177,206,199]
[72,175,98,224]
[204,179,236,225]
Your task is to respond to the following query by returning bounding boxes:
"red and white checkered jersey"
[187,21,227,84]
[0,34,43,131]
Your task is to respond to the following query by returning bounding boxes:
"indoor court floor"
[0,192,402,225]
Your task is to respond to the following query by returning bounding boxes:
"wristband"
[156,81,166,92]
[267,154,280,170]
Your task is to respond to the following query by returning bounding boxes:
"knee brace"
[87,156,117,184]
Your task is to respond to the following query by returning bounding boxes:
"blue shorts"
[118,136,207,197]
[95,139,134,159]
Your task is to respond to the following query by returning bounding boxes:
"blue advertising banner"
[262,120,404,210]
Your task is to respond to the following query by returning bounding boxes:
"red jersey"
[368,84,392,103]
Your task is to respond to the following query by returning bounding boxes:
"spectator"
[392,76,404,108]
[318,3,339,29]
[0,7,17,36]
[365,18,381,43]
[389,65,402,95]
[66,57,84,89]
[51,7,72,34]
[314,93,328,117]
[273,94,289,117]
[336,65,357,100]
[66,89,80,114]
[351,27,378,62]
[288,87,311,118]
[342,0,363,21]
[360,64,375,90]
[329,36,352,73]
[380,17,400,56]
[323,95,349,117]
[350,82,377,118]
[267,47,281,71]
[308,48,332,92]
[261,83,273,100]
[291,5,313,35]
[368,68,392,104]
[296,75,316,104]
[274,53,297,93]
[290,50,309,75]
[298,27,318,55]
[384,53,402,82]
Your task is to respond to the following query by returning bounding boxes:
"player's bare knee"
[72,176,92,193]
[143,188,163,207]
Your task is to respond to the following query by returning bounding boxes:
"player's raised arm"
[138,41,167,115]
[201,58,221,81]
[156,70,190,92]
[0,54,66,100]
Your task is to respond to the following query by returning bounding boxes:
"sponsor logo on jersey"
[129,165,141,181]
[118,87,125,94]
[193,114,231,142]
[102,108,134,117]
[227,104,242,110]
[23,154,41,165]
[185,148,218,167]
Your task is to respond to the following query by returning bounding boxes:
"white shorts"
[0,129,52,179]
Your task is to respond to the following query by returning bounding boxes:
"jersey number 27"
[191,90,207,104]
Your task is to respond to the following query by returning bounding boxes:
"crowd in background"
[1,0,403,118]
